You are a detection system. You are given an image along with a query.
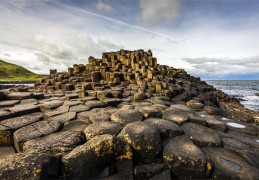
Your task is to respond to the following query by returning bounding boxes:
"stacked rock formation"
[0,49,258,179]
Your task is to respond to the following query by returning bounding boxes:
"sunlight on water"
[227,122,246,128]
[219,157,242,170]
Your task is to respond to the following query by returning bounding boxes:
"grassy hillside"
[0,60,42,82]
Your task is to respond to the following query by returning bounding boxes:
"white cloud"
[0,0,259,79]
[139,0,180,25]
[96,1,114,12]
[0,4,122,74]
[183,56,259,76]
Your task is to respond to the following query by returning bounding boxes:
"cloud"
[96,1,114,12]
[1,0,259,80]
[34,53,50,63]
[0,5,122,74]
[139,0,180,25]
[183,56,259,77]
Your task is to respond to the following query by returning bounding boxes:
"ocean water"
[206,80,259,112]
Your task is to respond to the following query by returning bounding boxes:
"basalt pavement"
[0,49,258,179]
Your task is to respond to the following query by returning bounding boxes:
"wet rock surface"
[0,49,259,179]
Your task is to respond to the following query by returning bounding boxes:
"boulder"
[23,131,85,153]
[135,106,162,118]
[85,100,106,109]
[0,100,20,107]
[118,122,161,163]
[43,106,70,119]
[61,120,89,132]
[202,147,259,179]
[88,111,111,123]
[202,115,227,132]
[181,123,222,147]
[111,109,143,125]
[0,152,60,179]
[77,109,100,122]
[186,100,204,110]
[226,131,259,149]
[162,108,189,125]
[69,105,90,113]
[170,104,194,113]
[63,100,83,107]
[20,98,38,105]
[6,92,32,100]
[40,100,64,112]
[186,112,207,125]
[144,118,183,138]
[133,164,164,179]
[225,121,259,136]
[0,113,43,146]
[9,104,40,117]
[47,112,76,124]
[13,121,62,152]
[222,137,251,151]
[203,106,223,116]
[62,134,117,179]
[163,136,207,179]
[84,121,122,141]
[134,92,147,100]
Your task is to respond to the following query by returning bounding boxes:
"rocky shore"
[0,49,258,179]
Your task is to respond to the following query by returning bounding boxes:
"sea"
[205,80,259,112]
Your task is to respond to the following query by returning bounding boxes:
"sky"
[0,0,259,80]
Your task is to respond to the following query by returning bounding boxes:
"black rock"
[84,121,122,141]
[23,131,85,153]
[111,109,143,125]
[181,122,222,147]
[133,163,164,179]
[62,134,117,179]
[202,147,259,179]
[163,135,207,179]
[143,118,183,138]
[0,152,60,179]
[118,122,161,163]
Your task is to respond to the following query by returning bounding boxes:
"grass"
[0,60,43,82]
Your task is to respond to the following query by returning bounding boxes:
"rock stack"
[0,49,258,179]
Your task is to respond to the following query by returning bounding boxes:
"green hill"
[0,60,42,82]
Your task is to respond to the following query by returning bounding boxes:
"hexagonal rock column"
[163,135,207,179]
[23,131,85,153]
[62,134,118,179]
[143,118,183,138]
[118,122,161,163]
[0,113,43,146]
[84,121,122,141]
[0,152,60,179]
[202,147,259,179]
[111,109,143,126]
[181,123,222,147]
[13,121,62,152]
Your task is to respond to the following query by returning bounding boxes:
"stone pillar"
[91,72,100,82]
[50,69,57,75]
